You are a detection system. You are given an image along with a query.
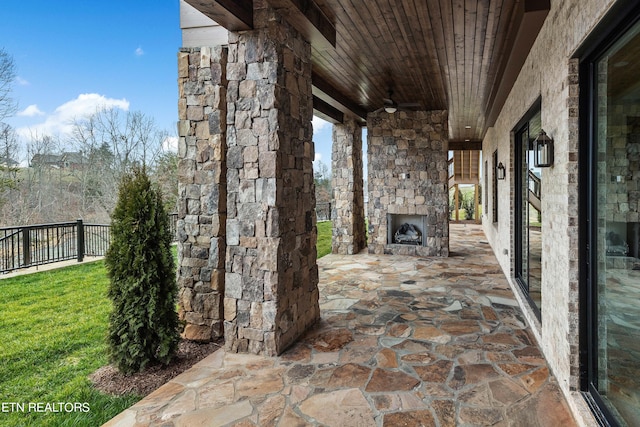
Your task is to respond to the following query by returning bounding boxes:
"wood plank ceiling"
[186,0,550,143]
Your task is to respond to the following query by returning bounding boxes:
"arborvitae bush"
[105,167,179,374]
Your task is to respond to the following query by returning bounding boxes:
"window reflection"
[595,20,640,426]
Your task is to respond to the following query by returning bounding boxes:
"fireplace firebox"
[387,214,428,246]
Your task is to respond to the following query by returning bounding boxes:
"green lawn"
[316,220,332,258]
[0,261,140,427]
[0,226,334,426]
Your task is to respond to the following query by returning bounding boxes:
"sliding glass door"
[584,16,640,427]
[515,108,542,317]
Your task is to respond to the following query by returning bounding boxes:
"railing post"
[77,219,84,262]
[22,227,31,267]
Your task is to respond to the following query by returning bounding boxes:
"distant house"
[30,153,63,168]
[61,152,87,170]
[30,152,87,170]
[0,156,19,168]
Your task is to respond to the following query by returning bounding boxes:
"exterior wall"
[367,110,449,257]
[176,46,228,342]
[223,4,319,356]
[481,1,617,424]
[331,118,366,255]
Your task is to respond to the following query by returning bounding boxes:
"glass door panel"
[593,19,640,426]
[515,111,542,315]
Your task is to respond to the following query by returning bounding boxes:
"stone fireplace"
[367,110,449,257]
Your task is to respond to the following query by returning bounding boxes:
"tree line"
[0,48,177,227]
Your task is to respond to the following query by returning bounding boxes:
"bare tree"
[0,48,18,123]
[0,124,20,212]
[21,133,64,223]
[0,123,19,172]
[152,150,178,212]
[0,105,176,226]
[91,108,165,173]
[314,159,332,205]
[0,49,19,216]
[68,108,169,220]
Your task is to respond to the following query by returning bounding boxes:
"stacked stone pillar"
[176,46,228,341]
[331,119,366,254]
[223,5,319,356]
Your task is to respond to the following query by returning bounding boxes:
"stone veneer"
[176,46,227,342]
[331,118,366,254]
[367,110,449,257]
[223,4,319,356]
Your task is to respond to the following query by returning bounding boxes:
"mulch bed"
[89,339,223,397]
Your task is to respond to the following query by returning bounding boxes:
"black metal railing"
[528,170,541,199]
[169,212,178,239]
[83,223,111,257]
[316,203,332,221]
[1,214,179,275]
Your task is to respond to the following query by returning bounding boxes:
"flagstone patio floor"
[104,223,576,426]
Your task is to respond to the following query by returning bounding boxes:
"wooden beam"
[313,96,344,124]
[266,0,336,50]
[484,0,550,129]
[184,0,253,31]
[524,0,551,12]
[448,140,482,151]
[312,72,367,123]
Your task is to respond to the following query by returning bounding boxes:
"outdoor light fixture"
[496,162,506,180]
[534,129,554,167]
[384,105,397,113]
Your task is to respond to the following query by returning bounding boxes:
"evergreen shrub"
[105,168,179,374]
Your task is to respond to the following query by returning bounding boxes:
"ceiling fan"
[375,88,421,113]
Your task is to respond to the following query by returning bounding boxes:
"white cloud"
[162,136,178,152]
[314,153,322,162]
[312,116,330,132]
[16,93,130,138]
[18,104,45,117]
[135,46,144,56]
[15,76,29,86]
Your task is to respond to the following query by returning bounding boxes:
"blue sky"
[1,0,336,167]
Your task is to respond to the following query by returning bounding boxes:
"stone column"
[331,119,366,254]
[176,46,227,341]
[224,5,319,356]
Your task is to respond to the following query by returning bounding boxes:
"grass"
[0,227,333,426]
[316,221,332,258]
[0,260,140,427]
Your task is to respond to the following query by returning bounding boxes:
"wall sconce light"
[534,130,554,167]
[496,162,506,180]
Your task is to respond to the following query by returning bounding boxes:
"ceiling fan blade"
[398,102,421,108]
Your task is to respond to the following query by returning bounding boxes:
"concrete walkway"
[0,256,103,280]
[104,224,576,426]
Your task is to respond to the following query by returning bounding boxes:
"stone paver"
[104,224,577,427]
